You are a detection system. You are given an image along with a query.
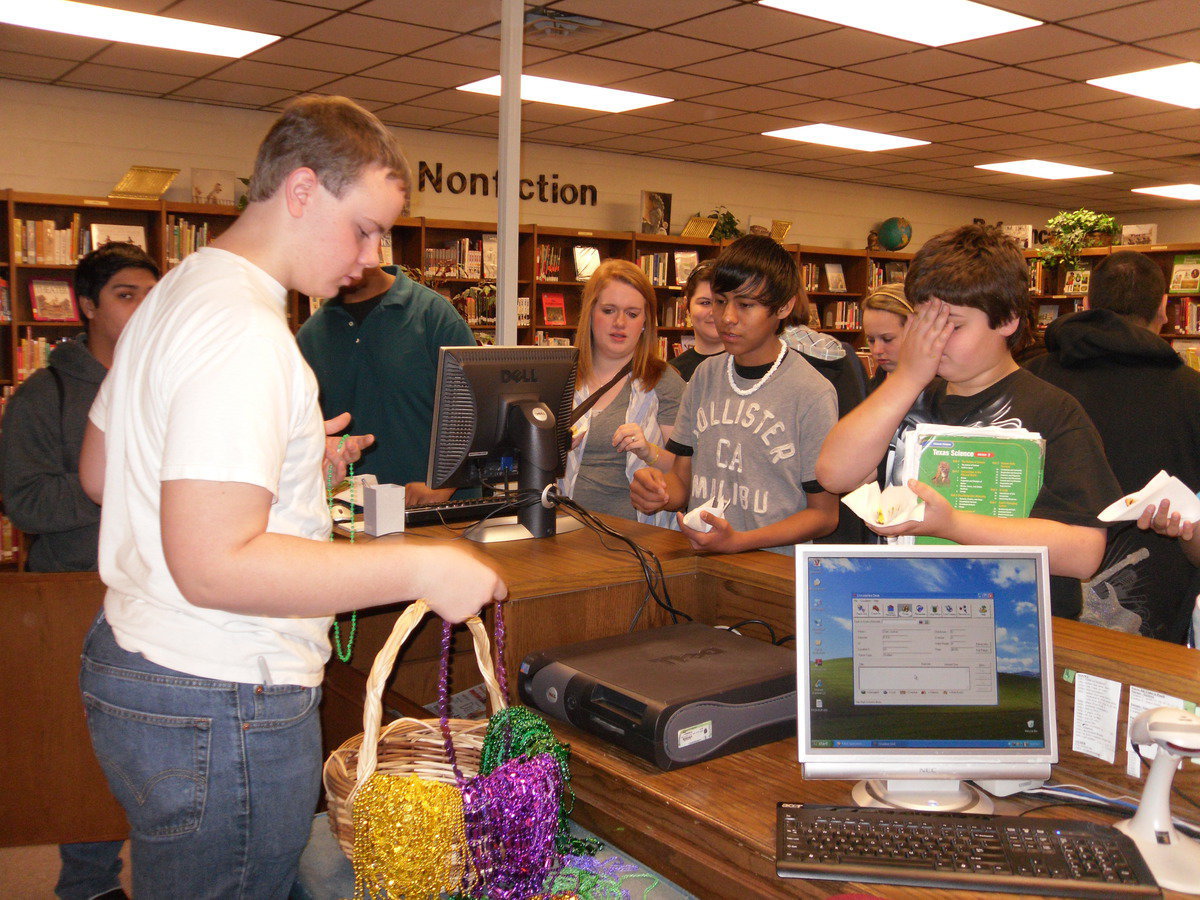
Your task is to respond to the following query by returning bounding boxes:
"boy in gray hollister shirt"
[631,235,840,554]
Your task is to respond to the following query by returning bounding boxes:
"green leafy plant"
[451,282,497,327]
[1038,208,1119,268]
[697,205,742,242]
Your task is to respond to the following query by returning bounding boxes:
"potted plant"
[696,205,743,242]
[1038,208,1119,268]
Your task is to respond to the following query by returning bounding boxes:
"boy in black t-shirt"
[817,224,1120,617]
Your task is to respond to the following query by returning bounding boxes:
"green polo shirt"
[296,267,475,488]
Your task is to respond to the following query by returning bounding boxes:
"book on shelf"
[1001,224,1034,250]
[820,300,862,330]
[899,424,1045,546]
[517,295,531,327]
[657,336,668,359]
[536,243,561,281]
[165,215,213,264]
[868,261,884,290]
[0,277,9,324]
[481,234,498,280]
[1062,268,1090,295]
[15,214,87,265]
[28,278,79,322]
[673,250,699,287]
[573,245,600,281]
[1037,304,1060,328]
[91,222,147,252]
[1027,259,1046,294]
[883,261,907,283]
[800,262,820,293]
[1121,223,1157,246]
[541,292,567,326]
[824,263,847,292]
[1169,254,1200,294]
[1168,297,1198,334]
[1174,339,1200,372]
[378,232,394,267]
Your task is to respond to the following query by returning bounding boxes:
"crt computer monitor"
[427,344,578,542]
[795,544,1057,815]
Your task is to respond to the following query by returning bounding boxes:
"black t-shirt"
[891,368,1121,619]
[669,347,722,382]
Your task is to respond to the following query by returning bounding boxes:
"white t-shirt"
[90,247,332,686]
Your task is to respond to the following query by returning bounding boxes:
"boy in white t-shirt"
[78,96,505,897]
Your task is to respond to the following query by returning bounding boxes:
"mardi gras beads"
[326,434,357,662]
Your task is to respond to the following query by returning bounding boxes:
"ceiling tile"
[848,49,993,82]
[903,122,1000,141]
[769,29,921,68]
[549,0,733,30]
[662,4,836,49]
[702,110,798,132]
[1023,44,1181,80]
[587,31,735,68]
[699,85,806,112]
[170,80,291,107]
[949,24,1110,65]
[853,84,966,112]
[1061,0,1200,42]
[524,54,657,86]
[642,122,744,142]
[994,82,1116,110]
[407,88,499,114]
[711,133,803,151]
[972,111,1080,133]
[574,112,682,134]
[206,59,332,91]
[655,143,744,161]
[519,104,609,126]
[1086,132,1192,152]
[59,62,192,94]
[447,115,498,136]
[760,159,845,175]
[165,0,332,34]
[0,24,108,60]
[770,99,887,123]
[1110,109,1200,131]
[643,100,738,123]
[0,50,79,81]
[834,111,942,134]
[765,68,900,99]
[375,104,472,129]
[352,0,501,31]
[362,57,492,88]
[247,39,391,75]
[590,134,686,152]
[729,151,798,167]
[298,14,455,55]
[682,52,824,86]
[1138,30,1200,59]
[926,66,1065,97]
[1160,124,1200,142]
[1056,96,1182,121]
[1027,121,1136,141]
[609,70,740,100]
[522,123,625,144]
[949,133,1055,152]
[410,35,561,69]
[917,98,1028,123]
[89,44,229,77]
[314,76,432,105]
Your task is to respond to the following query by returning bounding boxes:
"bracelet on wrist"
[649,443,661,465]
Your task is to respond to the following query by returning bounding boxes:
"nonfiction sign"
[417,161,598,206]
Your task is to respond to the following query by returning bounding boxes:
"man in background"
[0,241,159,900]
[1026,250,1200,642]
[297,264,475,505]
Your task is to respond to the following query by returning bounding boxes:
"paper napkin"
[843,482,925,528]
[1098,470,1200,523]
[682,495,730,533]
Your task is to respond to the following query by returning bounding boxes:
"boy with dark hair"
[631,234,839,553]
[78,96,504,896]
[1026,250,1200,642]
[817,224,1120,617]
[0,241,158,900]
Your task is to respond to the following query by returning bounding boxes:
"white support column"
[495,0,523,346]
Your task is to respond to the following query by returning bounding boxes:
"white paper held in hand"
[1097,469,1200,523]
[683,495,729,533]
[842,482,925,527]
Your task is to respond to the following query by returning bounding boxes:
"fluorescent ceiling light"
[763,123,929,152]
[457,75,672,113]
[0,0,277,57]
[1132,184,1200,201]
[1088,62,1200,110]
[758,0,1040,47]
[975,160,1112,180]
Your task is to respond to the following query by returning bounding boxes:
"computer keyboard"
[776,803,1160,897]
[404,496,517,527]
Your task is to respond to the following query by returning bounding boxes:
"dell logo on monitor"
[501,368,539,383]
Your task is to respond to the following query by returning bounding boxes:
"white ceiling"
[3,0,1200,212]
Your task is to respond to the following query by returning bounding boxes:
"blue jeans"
[80,613,322,899]
[56,839,124,899]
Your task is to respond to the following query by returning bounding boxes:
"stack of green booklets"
[899,424,1046,545]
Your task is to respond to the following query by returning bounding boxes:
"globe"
[877,217,912,251]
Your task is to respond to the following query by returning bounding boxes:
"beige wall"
[2,79,1196,247]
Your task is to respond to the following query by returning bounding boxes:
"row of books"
[164,215,214,265]
[535,243,564,281]
[868,260,908,291]
[1175,340,1200,372]
[660,297,692,329]
[423,235,498,279]
[821,300,863,330]
[15,336,62,383]
[0,278,9,324]
[1167,297,1200,335]
[516,295,530,327]
[533,331,572,347]
[14,217,149,265]
[638,252,671,287]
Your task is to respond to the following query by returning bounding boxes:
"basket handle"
[353,599,506,788]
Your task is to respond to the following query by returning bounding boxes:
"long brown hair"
[574,258,665,390]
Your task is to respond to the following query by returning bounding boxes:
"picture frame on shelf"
[573,245,600,281]
[641,190,671,235]
[1121,223,1157,246]
[1063,268,1090,295]
[673,250,699,286]
[824,263,847,293]
[90,223,147,252]
[191,168,240,206]
[542,292,567,326]
[29,278,79,322]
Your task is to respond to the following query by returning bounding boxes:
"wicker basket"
[322,599,506,859]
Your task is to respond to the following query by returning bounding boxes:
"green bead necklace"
[327,435,357,663]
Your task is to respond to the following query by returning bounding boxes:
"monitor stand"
[464,514,584,544]
[852,778,994,815]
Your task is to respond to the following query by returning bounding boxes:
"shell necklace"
[726,341,788,397]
